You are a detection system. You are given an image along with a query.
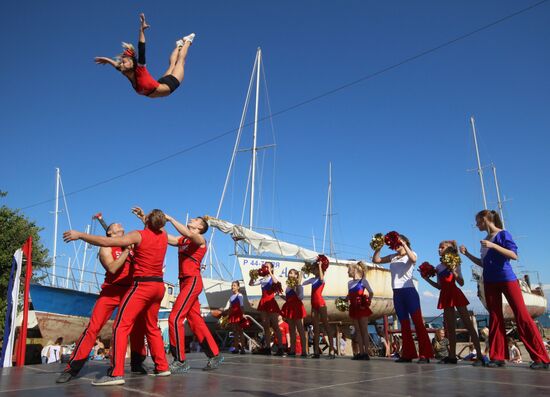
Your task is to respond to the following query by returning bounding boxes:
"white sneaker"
[91,376,125,386]
[149,370,171,377]
[176,39,184,48]
[183,33,196,44]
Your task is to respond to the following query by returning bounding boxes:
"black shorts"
[157,74,180,93]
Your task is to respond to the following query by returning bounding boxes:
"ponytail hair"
[476,209,503,229]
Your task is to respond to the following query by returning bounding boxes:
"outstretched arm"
[372,248,393,264]
[422,275,441,290]
[63,230,141,248]
[459,245,482,267]
[94,57,120,70]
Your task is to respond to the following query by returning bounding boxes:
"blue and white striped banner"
[1,249,23,368]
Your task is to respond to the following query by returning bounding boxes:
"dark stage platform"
[1,353,549,396]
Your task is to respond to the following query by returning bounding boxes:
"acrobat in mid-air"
[95,13,194,98]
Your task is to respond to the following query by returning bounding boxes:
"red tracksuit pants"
[485,281,549,363]
[110,279,169,377]
[169,276,219,361]
[64,284,146,375]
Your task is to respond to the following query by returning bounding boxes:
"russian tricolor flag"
[0,249,24,368]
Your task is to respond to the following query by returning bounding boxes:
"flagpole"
[17,237,32,367]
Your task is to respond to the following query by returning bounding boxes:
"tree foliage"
[0,197,51,337]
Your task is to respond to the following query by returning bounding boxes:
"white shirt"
[251,276,272,288]
[47,345,62,364]
[480,235,496,260]
[224,293,244,310]
[41,344,52,357]
[390,253,416,289]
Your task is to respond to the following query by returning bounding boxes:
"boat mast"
[491,164,506,229]
[79,224,90,291]
[470,116,488,209]
[322,162,335,256]
[52,167,60,286]
[249,47,261,235]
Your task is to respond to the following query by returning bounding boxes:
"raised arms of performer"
[63,230,141,249]
[138,13,149,65]
[459,245,482,267]
[372,247,393,264]
[99,246,131,274]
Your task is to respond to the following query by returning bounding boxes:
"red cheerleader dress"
[303,277,326,310]
[257,276,281,314]
[436,264,469,309]
[227,293,245,324]
[281,286,307,319]
[348,279,372,319]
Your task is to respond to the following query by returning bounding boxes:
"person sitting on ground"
[93,348,106,361]
[508,337,523,364]
[432,329,450,362]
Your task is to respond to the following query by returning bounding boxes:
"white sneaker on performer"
[183,33,196,44]
[91,375,125,386]
[176,39,184,48]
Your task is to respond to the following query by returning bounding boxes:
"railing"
[34,264,103,294]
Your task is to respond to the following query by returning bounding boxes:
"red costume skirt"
[281,296,307,319]
[258,291,280,314]
[437,283,469,309]
[349,292,372,319]
[228,303,245,324]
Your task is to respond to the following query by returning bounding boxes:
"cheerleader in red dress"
[347,262,373,360]
[95,14,194,98]
[422,241,483,365]
[280,269,308,357]
[222,281,247,355]
[302,257,336,358]
[249,261,284,355]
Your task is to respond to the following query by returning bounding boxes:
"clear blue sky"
[1,1,549,315]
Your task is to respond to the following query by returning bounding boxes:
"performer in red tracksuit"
[63,209,171,386]
[135,210,222,373]
[56,223,147,383]
[461,210,549,370]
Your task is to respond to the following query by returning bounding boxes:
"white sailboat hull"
[473,268,547,319]
[236,255,396,321]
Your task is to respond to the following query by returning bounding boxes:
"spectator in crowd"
[508,337,522,364]
[377,327,390,358]
[47,337,64,364]
[432,329,450,362]
[41,340,54,364]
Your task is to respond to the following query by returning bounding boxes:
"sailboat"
[468,117,547,319]
[202,49,396,322]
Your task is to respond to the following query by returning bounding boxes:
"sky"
[1,1,549,315]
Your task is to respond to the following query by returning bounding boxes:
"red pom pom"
[384,231,402,250]
[316,254,330,272]
[272,282,283,295]
[419,262,436,278]
[258,264,270,277]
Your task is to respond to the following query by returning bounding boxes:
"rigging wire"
[20,0,549,211]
